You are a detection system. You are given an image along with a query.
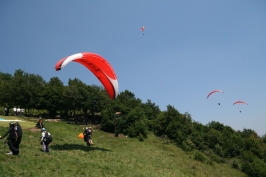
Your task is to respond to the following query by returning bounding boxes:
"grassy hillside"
[0,117,247,177]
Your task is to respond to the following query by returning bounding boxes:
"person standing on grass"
[13,107,17,116]
[83,127,93,146]
[36,117,44,128]
[4,107,8,116]
[17,108,21,116]
[41,128,50,152]
[0,122,22,155]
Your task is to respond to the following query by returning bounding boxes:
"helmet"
[41,128,46,132]
[9,122,14,126]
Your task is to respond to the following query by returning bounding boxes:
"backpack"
[44,132,52,145]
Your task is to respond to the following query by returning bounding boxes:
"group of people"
[35,117,51,152]
[3,107,24,116]
[0,118,94,155]
[12,107,24,116]
[0,118,52,155]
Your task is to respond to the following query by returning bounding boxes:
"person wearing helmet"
[40,128,49,152]
[0,122,22,155]
[35,116,44,128]
[83,127,93,146]
[89,127,94,145]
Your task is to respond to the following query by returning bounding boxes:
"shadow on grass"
[50,143,111,152]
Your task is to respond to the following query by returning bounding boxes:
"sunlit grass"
[0,117,247,177]
[0,116,36,129]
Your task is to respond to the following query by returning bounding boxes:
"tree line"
[1,69,266,176]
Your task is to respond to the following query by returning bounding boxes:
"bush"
[210,153,224,164]
[138,133,144,141]
[232,160,239,169]
[241,151,266,177]
[127,125,137,137]
[181,141,191,151]
[181,139,196,151]
[194,151,207,162]
[127,120,148,139]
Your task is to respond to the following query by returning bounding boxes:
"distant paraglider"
[207,90,223,105]
[233,100,248,113]
[207,90,223,99]
[233,100,248,105]
[141,26,145,35]
[55,52,119,99]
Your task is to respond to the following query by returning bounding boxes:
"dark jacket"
[83,129,92,142]
[2,122,22,146]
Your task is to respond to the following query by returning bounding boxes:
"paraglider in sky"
[233,100,248,105]
[55,52,119,99]
[207,90,223,99]
[141,26,145,35]
[233,100,248,113]
[207,90,223,105]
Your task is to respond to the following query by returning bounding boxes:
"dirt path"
[25,128,41,132]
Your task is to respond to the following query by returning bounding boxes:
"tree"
[205,128,220,149]
[0,72,13,106]
[64,78,88,113]
[141,99,161,130]
[152,105,185,144]
[123,106,148,138]
[83,85,108,124]
[9,70,45,115]
[40,77,64,118]
[207,121,225,132]
[116,90,142,112]
[24,73,46,113]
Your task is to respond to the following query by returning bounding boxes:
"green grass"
[0,116,247,177]
[0,116,36,129]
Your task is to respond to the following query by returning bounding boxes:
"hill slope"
[0,119,246,177]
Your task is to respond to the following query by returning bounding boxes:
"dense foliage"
[1,69,266,176]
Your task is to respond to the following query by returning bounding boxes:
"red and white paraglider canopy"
[207,90,223,99]
[55,52,119,99]
[233,100,248,105]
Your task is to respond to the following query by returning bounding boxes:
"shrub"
[194,151,207,162]
[182,139,196,151]
[241,151,266,177]
[181,141,191,151]
[138,133,144,141]
[232,160,239,169]
[210,153,224,164]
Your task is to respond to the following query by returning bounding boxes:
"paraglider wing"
[233,100,248,105]
[207,90,223,99]
[55,52,119,99]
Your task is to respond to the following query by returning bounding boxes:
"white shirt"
[41,131,46,141]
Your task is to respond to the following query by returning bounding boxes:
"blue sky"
[1,1,266,135]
